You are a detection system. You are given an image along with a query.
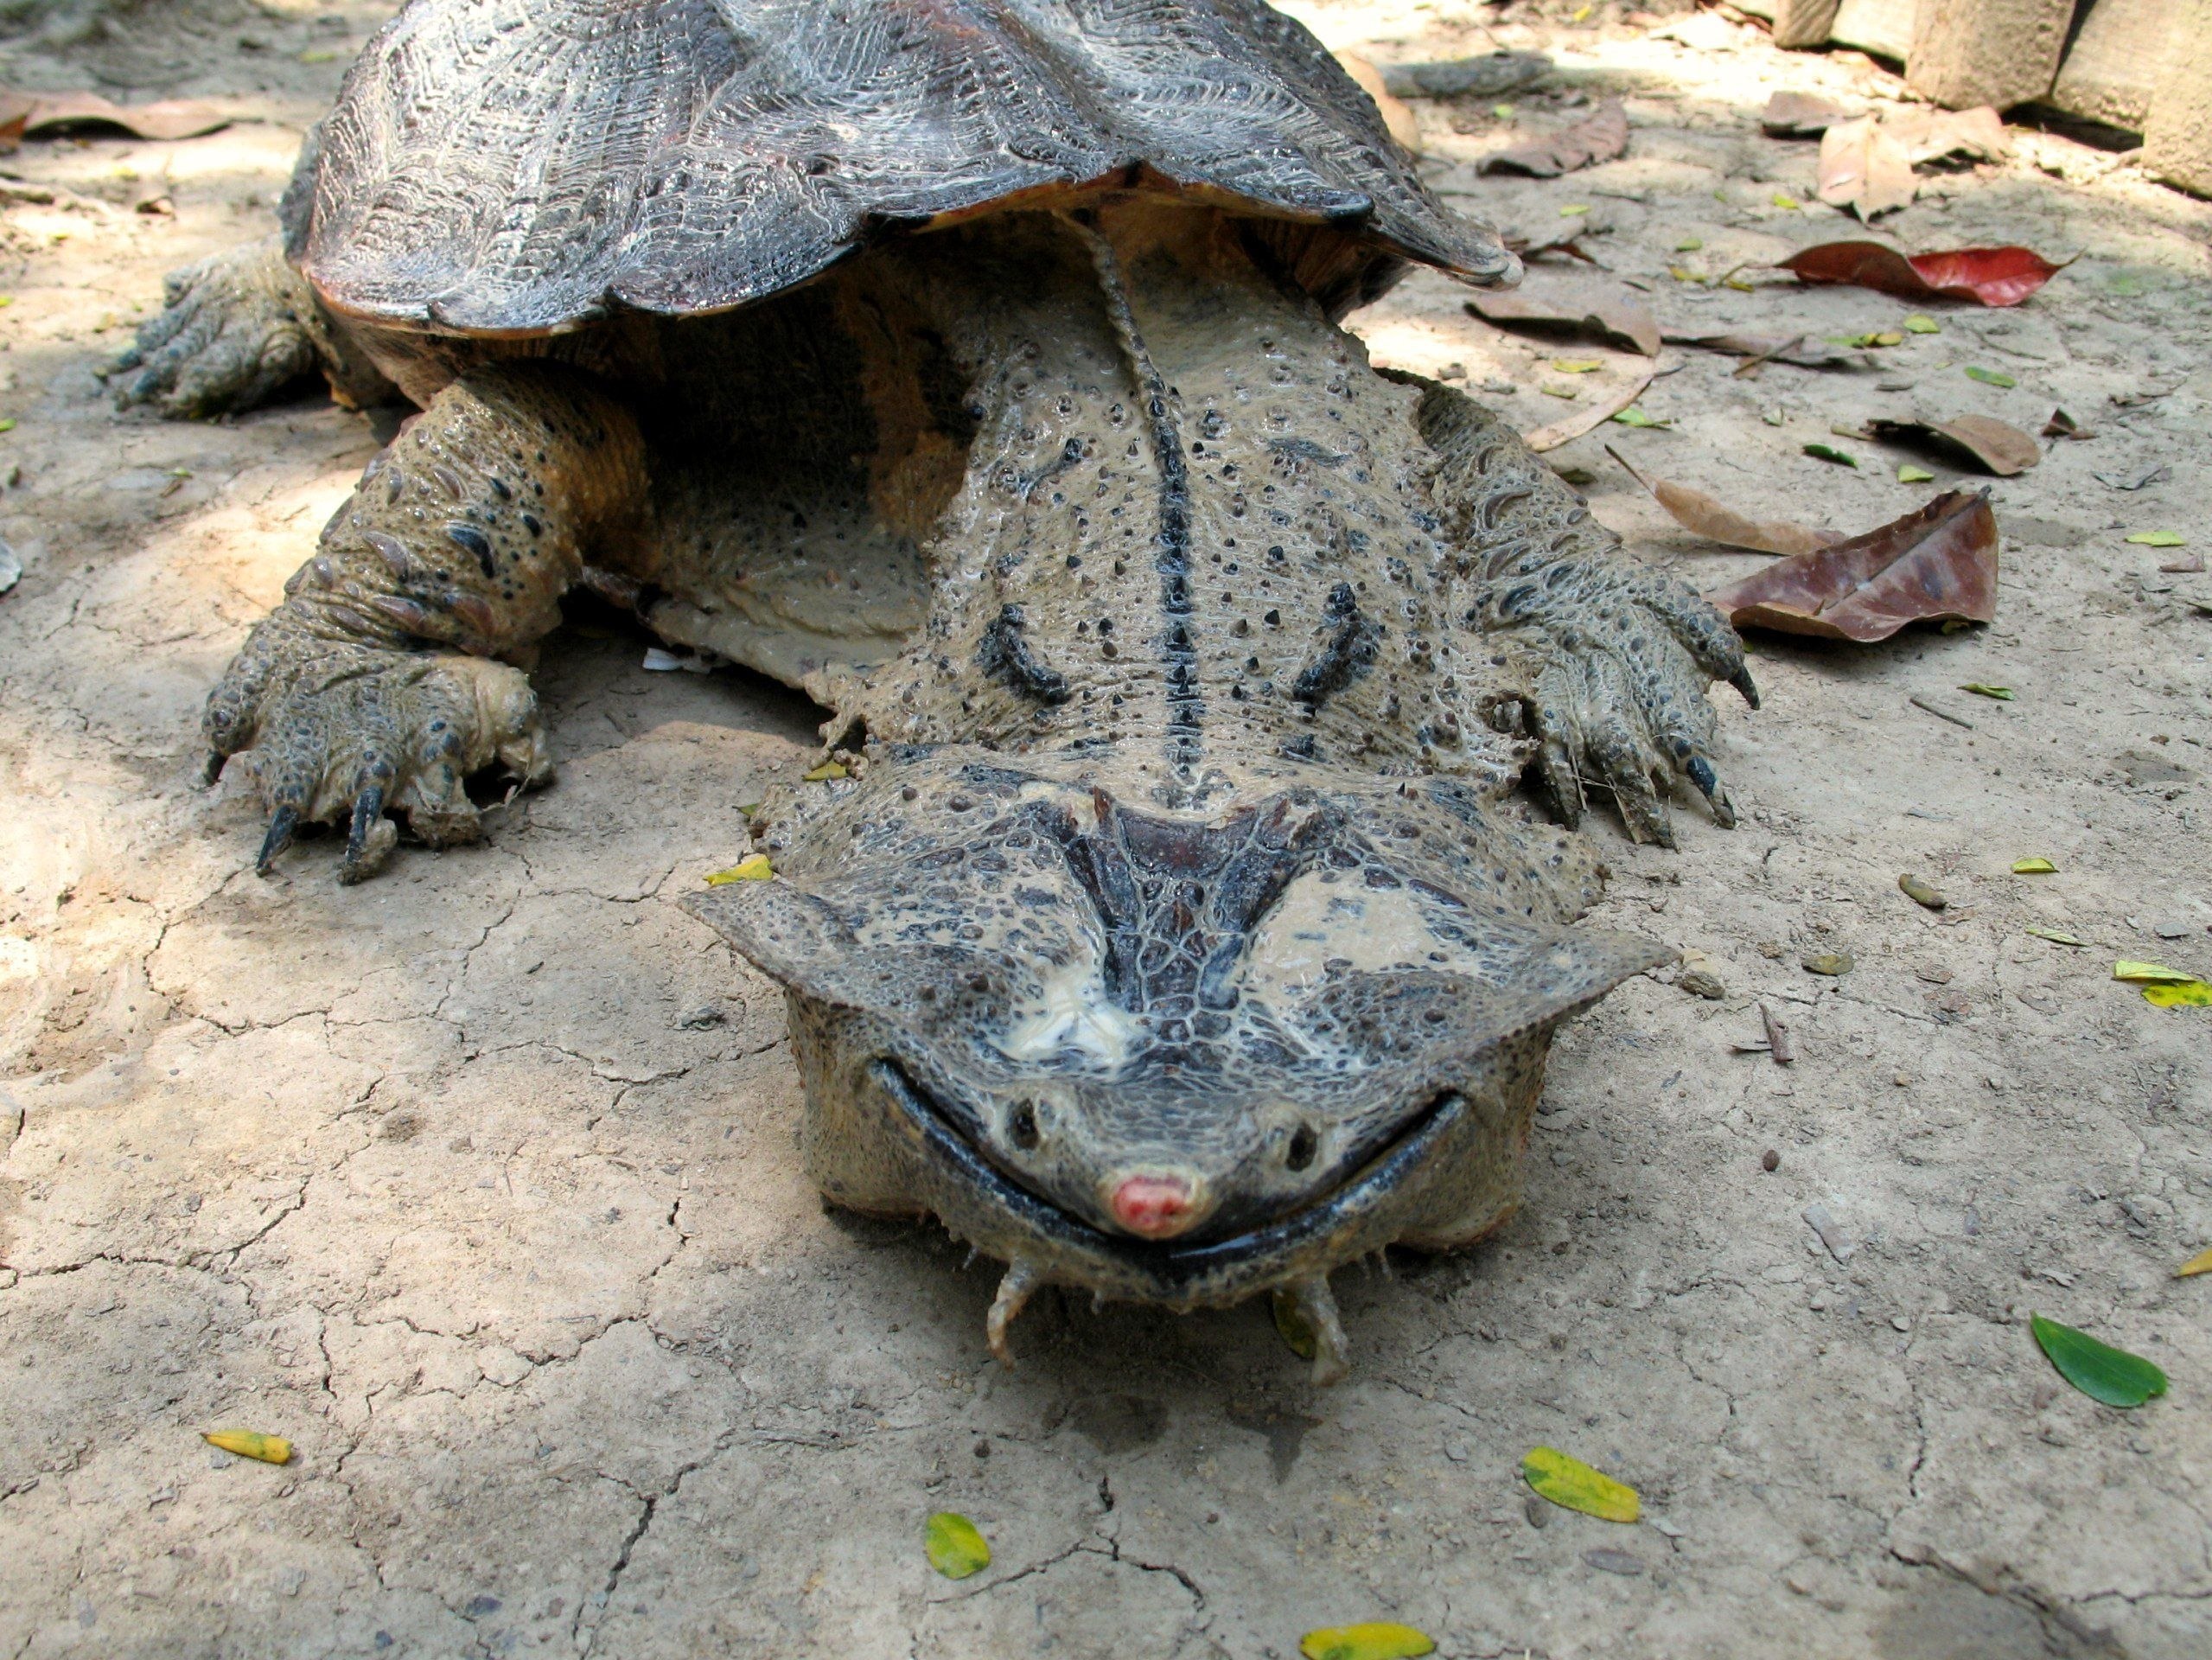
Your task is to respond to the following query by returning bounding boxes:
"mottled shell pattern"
[281,0,1515,334]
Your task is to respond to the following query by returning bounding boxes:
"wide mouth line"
[872,1058,1463,1278]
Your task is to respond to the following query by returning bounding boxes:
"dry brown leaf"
[0,88,230,143]
[1887,105,2008,165]
[1465,285,1660,356]
[1333,54,1423,156]
[1705,489,1998,642]
[1761,90,1853,136]
[1660,330,1871,370]
[1864,414,2041,476]
[1477,98,1628,177]
[1817,117,1917,219]
[1607,447,1841,556]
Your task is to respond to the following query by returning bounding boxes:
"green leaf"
[924,1512,991,1580]
[1551,358,1603,374]
[2125,530,2184,547]
[1272,1287,1317,1360]
[1964,366,2017,388]
[1802,443,1857,468]
[1559,203,1591,217]
[0,418,16,434]
[2114,961,2195,984]
[2030,1315,2167,1408]
[1958,683,2013,699]
[1610,405,1671,428]
[1299,1624,1436,1660]
[2025,927,2088,947]
[1674,236,1703,252]
[1521,1446,1639,1522]
[704,853,773,885]
[2011,857,2056,874]
[1903,314,1940,335]
[2143,980,2212,1007]
[1896,464,1935,483]
[1770,192,1801,209]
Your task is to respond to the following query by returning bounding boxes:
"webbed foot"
[1500,565,1755,846]
[207,617,551,884]
[109,237,328,418]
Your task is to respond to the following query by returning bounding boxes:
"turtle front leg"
[207,364,649,881]
[109,235,392,418]
[1415,381,1756,845]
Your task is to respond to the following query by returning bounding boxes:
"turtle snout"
[1103,1169,1210,1240]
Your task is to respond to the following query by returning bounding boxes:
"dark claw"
[1686,755,1718,798]
[345,785,386,869]
[256,804,300,876]
[198,750,228,788]
[1729,666,1761,710]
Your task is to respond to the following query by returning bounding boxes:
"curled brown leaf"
[1607,447,1840,556]
[1704,490,1998,642]
[1864,414,2040,476]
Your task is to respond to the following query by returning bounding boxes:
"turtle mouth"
[871,1058,1465,1300]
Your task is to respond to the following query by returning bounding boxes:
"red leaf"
[1776,242,2068,308]
[1705,491,1998,643]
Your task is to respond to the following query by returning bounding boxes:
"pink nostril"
[1110,1173,1197,1238]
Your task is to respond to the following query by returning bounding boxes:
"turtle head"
[685,757,1658,1355]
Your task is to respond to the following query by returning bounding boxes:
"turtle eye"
[1009,1102,1042,1151]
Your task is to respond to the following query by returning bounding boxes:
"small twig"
[1731,335,1803,379]
[1909,694,1974,730]
[1759,1002,1795,1065]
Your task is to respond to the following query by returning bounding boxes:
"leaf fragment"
[1903,314,1940,334]
[2176,1248,2212,1279]
[924,1512,991,1580]
[1899,874,1947,910]
[1675,235,1704,252]
[1272,1287,1317,1360]
[1299,1623,1436,1660]
[1551,357,1602,374]
[1802,443,1857,467]
[1776,241,2068,307]
[1477,97,1628,176]
[2011,858,2056,873]
[2025,927,2088,946]
[1465,286,1661,356]
[204,1429,291,1465]
[1896,464,1934,482]
[2030,1315,2168,1408]
[704,853,773,885]
[2114,961,2195,985]
[802,759,849,782]
[1865,414,2039,476]
[1522,1446,1639,1523]
[1815,117,1915,219]
[1760,90,1852,136]
[2143,980,2212,1007]
[1958,683,2013,699]
[1609,405,1671,429]
[1705,489,1998,644]
[2125,530,2183,546]
[1963,366,2017,389]
[1770,192,1801,210]
[1605,445,1837,556]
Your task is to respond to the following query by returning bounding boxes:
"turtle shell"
[282,0,1514,335]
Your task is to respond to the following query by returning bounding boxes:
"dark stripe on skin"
[979,604,1070,704]
[1062,215,1202,775]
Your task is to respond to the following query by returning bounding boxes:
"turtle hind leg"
[206,363,650,882]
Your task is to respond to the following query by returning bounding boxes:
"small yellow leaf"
[2025,927,2088,947]
[1771,193,1801,210]
[924,1511,991,1580]
[1300,1622,1436,1660]
[1903,314,1940,335]
[1675,236,1703,252]
[1897,464,1935,483]
[2011,858,2056,874]
[1559,202,1591,217]
[704,853,773,885]
[1522,1446,1639,1523]
[2176,1248,2212,1278]
[802,759,849,782]
[1723,276,1756,291]
[204,1429,291,1465]
[1551,358,1603,374]
[1668,265,1701,284]
[1959,683,2013,699]
[2114,961,2194,985]
[1539,381,1581,400]
[2143,980,2212,1007]
[1898,874,1946,910]
[1571,3,1594,20]
[0,419,16,434]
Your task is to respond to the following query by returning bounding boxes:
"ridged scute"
[282,0,1514,334]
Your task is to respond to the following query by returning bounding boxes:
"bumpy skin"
[109,237,392,418]
[133,201,1751,1379]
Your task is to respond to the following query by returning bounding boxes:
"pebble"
[1677,969,1724,999]
[1585,1547,1644,1576]
[2153,921,2195,939]
[1524,1495,1550,1529]
[1762,1148,1781,1172]
[1802,952,1853,976]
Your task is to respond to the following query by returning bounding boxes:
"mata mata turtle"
[114,0,1756,1382]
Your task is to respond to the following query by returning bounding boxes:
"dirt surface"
[2,3,2208,1657]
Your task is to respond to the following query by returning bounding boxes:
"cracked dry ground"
[2,3,2210,1657]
